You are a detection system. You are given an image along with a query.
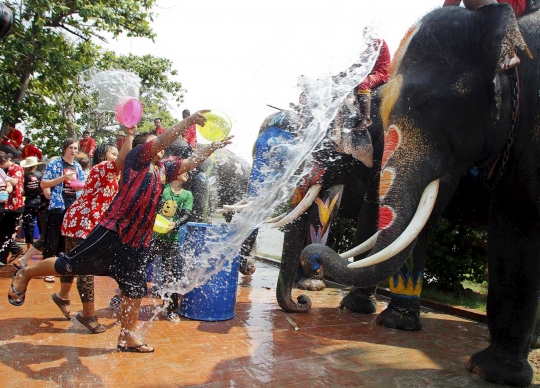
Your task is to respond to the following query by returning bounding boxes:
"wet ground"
[0,256,539,387]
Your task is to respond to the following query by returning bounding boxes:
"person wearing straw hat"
[20,156,45,251]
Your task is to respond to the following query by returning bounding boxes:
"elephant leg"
[340,185,379,313]
[339,286,378,313]
[530,308,540,349]
[239,229,257,276]
[276,213,313,312]
[466,199,539,386]
[376,229,427,331]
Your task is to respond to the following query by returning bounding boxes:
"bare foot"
[356,117,372,131]
[11,269,29,296]
[118,329,153,351]
[501,53,520,71]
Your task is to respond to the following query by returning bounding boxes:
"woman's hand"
[186,110,210,127]
[125,125,137,137]
[210,135,234,151]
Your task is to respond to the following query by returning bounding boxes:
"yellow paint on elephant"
[379,168,395,200]
[315,193,340,227]
[291,187,304,207]
[389,271,422,298]
[381,75,403,130]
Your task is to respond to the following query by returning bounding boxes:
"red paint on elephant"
[293,165,325,206]
[381,125,402,168]
[379,205,395,230]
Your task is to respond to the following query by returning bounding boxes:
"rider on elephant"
[350,28,390,131]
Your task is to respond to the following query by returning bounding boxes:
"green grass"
[421,281,488,312]
[256,253,281,261]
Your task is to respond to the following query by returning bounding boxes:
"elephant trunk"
[300,180,439,288]
[276,215,312,313]
[301,244,378,286]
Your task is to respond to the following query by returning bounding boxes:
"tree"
[0,0,156,130]
[26,51,184,156]
[94,51,184,133]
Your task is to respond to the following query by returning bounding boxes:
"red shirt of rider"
[442,0,527,16]
[357,40,391,94]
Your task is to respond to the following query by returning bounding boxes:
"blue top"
[42,157,84,211]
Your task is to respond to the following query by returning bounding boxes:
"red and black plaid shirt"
[99,140,183,248]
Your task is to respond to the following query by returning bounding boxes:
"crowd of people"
[0,109,231,353]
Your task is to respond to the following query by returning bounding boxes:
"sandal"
[109,294,122,308]
[75,312,107,334]
[117,343,154,353]
[51,293,71,320]
[11,263,24,271]
[165,312,181,323]
[7,270,26,307]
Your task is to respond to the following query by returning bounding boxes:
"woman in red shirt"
[50,127,135,333]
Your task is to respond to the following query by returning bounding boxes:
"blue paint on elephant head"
[307,253,322,272]
[248,125,296,197]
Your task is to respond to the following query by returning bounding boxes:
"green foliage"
[0,0,157,148]
[425,217,488,291]
[327,216,357,253]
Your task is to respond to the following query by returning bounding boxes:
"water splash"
[80,68,141,112]
[162,28,383,298]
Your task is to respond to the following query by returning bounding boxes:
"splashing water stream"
[158,30,383,305]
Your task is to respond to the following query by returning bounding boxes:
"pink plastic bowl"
[69,180,85,189]
[115,97,143,127]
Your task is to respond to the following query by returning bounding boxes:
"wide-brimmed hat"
[20,156,43,168]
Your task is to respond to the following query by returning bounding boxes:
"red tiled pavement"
[0,256,538,387]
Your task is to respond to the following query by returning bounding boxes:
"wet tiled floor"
[0,255,538,387]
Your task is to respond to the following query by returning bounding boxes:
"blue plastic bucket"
[178,222,240,321]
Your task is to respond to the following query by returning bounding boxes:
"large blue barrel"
[178,222,240,321]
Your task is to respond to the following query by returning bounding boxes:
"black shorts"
[54,225,150,299]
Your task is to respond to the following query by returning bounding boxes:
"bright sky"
[105,0,443,163]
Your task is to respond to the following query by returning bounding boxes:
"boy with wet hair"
[8,111,233,353]
[150,170,193,323]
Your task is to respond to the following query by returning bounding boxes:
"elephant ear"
[476,3,532,76]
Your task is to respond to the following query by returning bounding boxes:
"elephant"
[231,89,387,314]
[299,4,540,386]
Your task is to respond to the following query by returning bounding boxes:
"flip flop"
[51,293,71,320]
[75,313,107,334]
[7,271,26,307]
[117,343,155,353]
[12,262,25,271]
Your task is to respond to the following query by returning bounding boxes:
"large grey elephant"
[300,4,540,386]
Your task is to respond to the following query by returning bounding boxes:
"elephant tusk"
[339,231,379,259]
[265,213,287,223]
[269,184,323,229]
[348,179,439,269]
[223,201,253,210]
